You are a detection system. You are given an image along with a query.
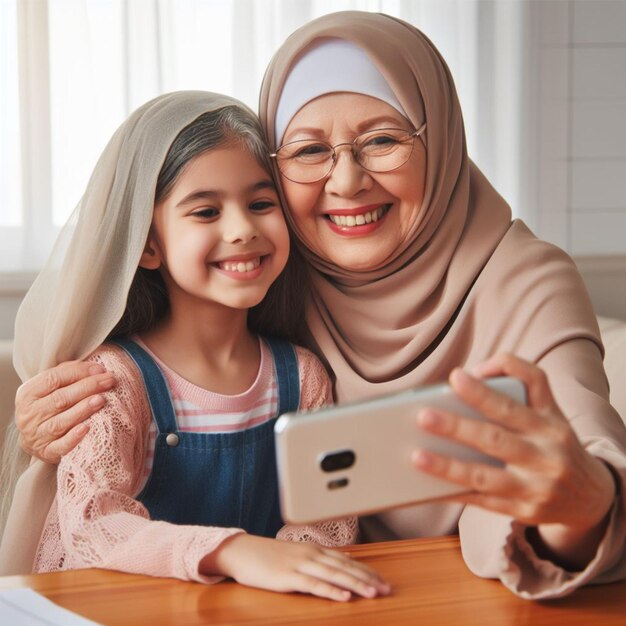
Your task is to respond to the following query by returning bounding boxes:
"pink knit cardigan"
[33,344,357,582]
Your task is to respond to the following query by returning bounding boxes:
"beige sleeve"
[459,338,626,599]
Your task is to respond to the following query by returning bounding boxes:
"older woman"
[6,12,626,598]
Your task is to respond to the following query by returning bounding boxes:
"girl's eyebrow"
[175,179,276,207]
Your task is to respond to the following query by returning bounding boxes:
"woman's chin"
[320,249,391,272]
[297,228,399,272]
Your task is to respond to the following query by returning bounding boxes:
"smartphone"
[274,376,526,524]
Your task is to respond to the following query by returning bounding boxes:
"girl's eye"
[192,207,219,219]
[249,200,276,212]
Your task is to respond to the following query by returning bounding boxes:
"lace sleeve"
[276,346,359,547]
[35,345,242,582]
[277,518,359,546]
[295,345,334,412]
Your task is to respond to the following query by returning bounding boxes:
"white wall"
[1,0,625,340]
[535,1,626,255]
[0,274,30,341]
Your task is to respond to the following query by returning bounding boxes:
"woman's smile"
[324,203,391,235]
[280,93,426,271]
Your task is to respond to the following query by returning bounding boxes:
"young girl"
[9,91,389,601]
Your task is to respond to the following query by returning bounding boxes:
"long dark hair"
[108,105,310,346]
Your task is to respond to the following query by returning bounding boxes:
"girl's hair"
[248,237,310,347]
[108,105,310,346]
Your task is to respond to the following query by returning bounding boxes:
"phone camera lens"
[320,449,356,472]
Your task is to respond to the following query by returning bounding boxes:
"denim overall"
[111,337,300,538]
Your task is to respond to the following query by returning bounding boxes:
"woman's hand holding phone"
[413,353,616,570]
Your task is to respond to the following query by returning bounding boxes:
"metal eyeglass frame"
[270,122,427,184]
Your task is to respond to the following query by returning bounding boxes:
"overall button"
[165,433,180,447]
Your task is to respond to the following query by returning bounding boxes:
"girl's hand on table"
[15,360,116,463]
[202,534,391,602]
[412,354,616,568]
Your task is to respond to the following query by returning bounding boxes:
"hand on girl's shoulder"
[87,343,141,388]
[83,342,153,427]
[293,345,334,410]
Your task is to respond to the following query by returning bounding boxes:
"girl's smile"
[212,254,267,280]
[142,145,290,311]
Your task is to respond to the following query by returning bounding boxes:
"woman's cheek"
[281,178,319,226]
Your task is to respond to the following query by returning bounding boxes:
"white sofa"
[598,317,626,423]
[1,319,626,450]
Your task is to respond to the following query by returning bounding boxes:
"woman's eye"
[293,143,331,160]
[363,134,399,147]
[192,207,219,219]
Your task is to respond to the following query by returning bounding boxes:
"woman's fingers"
[417,407,537,463]
[412,448,518,496]
[16,362,115,427]
[413,355,618,531]
[17,360,105,400]
[448,368,545,433]
[468,353,559,416]
[45,371,115,416]
[19,392,106,461]
[42,422,91,464]
[15,361,115,461]
[43,393,105,439]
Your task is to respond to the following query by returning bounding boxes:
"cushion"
[598,316,626,423]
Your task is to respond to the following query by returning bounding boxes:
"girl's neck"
[139,297,261,395]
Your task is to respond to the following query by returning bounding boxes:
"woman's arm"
[415,356,616,563]
[15,360,116,462]
[413,342,626,597]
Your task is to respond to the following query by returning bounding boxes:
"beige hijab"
[0,91,257,574]
[259,11,602,404]
[14,91,251,380]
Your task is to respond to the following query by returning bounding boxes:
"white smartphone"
[274,376,526,524]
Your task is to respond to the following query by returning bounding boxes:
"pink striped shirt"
[136,338,279,488]
[35,341,360,582]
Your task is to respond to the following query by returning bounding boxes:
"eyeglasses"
[270,123,426,184]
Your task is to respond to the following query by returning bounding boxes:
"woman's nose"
[323,148,373,198]
[222,207,259,244]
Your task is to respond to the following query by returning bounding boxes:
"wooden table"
[0,536,624,625]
